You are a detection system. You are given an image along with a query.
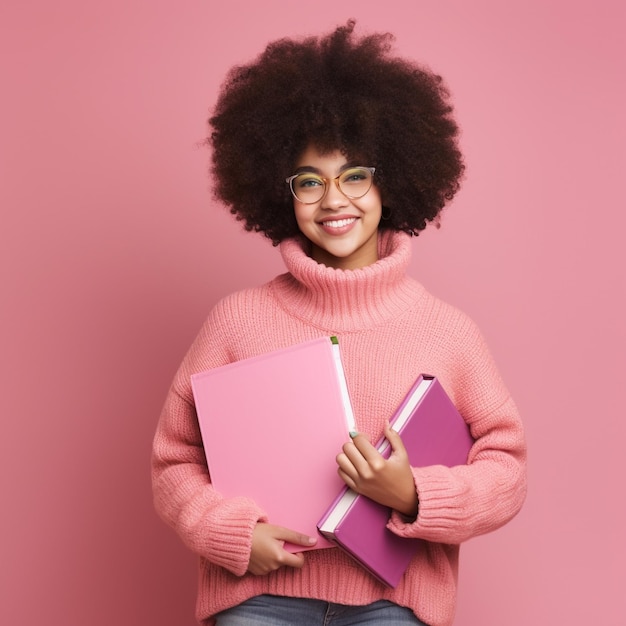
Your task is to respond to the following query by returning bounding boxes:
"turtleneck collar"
[271,230,424,332]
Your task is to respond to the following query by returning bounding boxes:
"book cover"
[317,374,474,586]
[191,336,355,552]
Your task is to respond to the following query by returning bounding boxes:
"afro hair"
[209,20,465,244]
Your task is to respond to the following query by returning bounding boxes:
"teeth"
[323,218,356,228]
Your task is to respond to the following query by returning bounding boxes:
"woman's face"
[291,145,382,270]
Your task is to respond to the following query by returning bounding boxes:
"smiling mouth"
[321,217,357,228]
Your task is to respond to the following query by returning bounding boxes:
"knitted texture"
[152,231,527,626]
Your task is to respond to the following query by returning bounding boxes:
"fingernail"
[349,431,358,439]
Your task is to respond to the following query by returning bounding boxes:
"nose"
[320,179,349,210]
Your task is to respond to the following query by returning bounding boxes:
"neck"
[310,237,379,270]
[274,230,424,332]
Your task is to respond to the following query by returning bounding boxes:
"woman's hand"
[247,523,317,575]
[336,421,418,519]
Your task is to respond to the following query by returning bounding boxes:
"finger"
[278,530,315,569]
[281,551,306,569]
[348,431,375,453]
[336,449,362,483]
[351,430,390,461]
[346,433,386,469]
[340,442,372,476]
[276,527,318,548]
[337,466,358,490]
[383,422,408,458]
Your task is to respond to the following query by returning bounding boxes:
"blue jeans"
[214,595,428,625]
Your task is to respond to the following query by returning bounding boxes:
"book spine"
[330,337,357,433]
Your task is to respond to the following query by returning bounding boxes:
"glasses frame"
[285,166,376,205]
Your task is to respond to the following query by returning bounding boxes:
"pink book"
[317,375,474,586]
[190,336,356,552]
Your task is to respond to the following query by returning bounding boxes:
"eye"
[341,168,369,184]
[296,174,324,189]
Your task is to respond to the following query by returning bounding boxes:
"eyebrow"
[292,161,360,176]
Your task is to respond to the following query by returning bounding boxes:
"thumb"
[383,421,408,456]
[281,529,318,548]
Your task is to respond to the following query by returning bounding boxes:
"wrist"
[396,492,419,520]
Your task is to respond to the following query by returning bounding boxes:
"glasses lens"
[290,173,326,203]
[338,167,373,199]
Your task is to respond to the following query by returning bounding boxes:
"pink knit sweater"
[152,231,527,626]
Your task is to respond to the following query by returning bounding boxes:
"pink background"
[1,1,624,624]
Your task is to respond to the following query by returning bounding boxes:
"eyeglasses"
[285,166,376,204]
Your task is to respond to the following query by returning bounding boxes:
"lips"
[317,216,359,236]
[320,217,358,229]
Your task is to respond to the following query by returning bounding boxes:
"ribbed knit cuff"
[387,465,466,542]
[201,497,268,576]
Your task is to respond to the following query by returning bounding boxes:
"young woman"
[152,20,527,626]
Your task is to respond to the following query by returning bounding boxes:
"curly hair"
[209,20,464,244]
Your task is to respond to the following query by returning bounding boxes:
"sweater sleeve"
[387,317,527,544]
[151,310,268,576]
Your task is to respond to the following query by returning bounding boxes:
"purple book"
[317,375,474,587]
